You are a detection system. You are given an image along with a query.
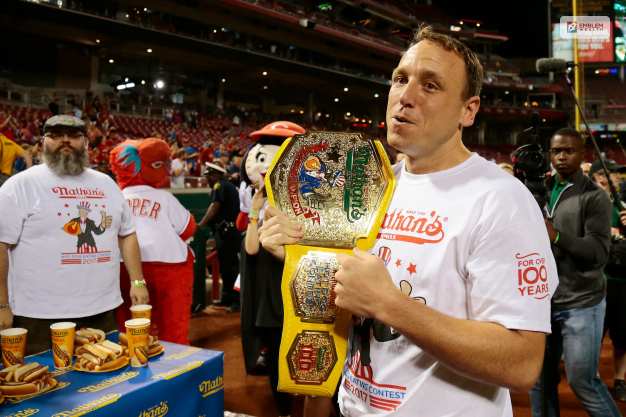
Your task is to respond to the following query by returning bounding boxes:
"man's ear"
[461,96,481,128]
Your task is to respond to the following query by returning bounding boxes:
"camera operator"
[590,159,626,403]
[529,128,621,416]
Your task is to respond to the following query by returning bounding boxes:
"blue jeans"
[529,299,622,417]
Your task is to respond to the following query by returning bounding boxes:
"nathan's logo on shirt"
[377,209,445,244]
[516,252,550,299]
[52,186,106,199]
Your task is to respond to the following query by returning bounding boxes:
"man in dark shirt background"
[199,161,241,311]
[530,128,621,417]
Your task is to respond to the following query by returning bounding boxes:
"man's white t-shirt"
[338,154,558,417]
[122,185,192,263]
[0,164,135,318]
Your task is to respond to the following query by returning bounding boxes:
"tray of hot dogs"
[119,333,164,358]
[73,340,129,373]
[0,362,60,399]
[74,328,106,347]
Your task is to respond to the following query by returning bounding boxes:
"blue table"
[0,337,224,417]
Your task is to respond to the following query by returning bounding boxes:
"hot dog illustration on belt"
[62,201,112,253]
[298,155,345,209]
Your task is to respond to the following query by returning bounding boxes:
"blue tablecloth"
[0,336,224,417]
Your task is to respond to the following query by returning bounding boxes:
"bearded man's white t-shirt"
[0,164,135,318]
[338,154,558,417]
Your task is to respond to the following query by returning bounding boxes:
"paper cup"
[50,322,76,369]
[125,318,150,367]
[0,328,27,367]
[130,304,152,320]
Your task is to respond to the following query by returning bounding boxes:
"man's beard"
[43,144,89,176]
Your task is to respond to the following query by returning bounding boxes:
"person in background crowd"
[1,132,32,187]
[260,25,557,417]
[589,159,626,403]
[199,162,241,312]
[581,161,592,177]
[531,129,621,417]
[111,138,196,344]
[0,112,19,141]
[170,149,186,188]
[0,115,149,353]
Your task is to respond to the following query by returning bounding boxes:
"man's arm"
[198,202,220,227]
[552,190,611,268]
[118,233,149,305]
[335,249,545,392]
[0,242,13,329]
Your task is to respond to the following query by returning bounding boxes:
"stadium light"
[108,59,114,64]
[343,87,349,92]
[374,93,379,98]
[263,85,268,90]
[126,82,135,88]
[221,78,226,83]
[124,77,129,82]
[450,25,462,32]
[346,112,351,116]
[262,71,268,76]
[116,85,126,91]
[141,80,146,85]
[334,98,339,102]
[96,39,101,44]
[146,48,153,53]
[154,80,165,89]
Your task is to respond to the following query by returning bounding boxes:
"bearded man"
[0,115,148,354]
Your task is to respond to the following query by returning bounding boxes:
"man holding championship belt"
[259,26,558,416]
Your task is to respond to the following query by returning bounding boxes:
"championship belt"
[265,131,395,396]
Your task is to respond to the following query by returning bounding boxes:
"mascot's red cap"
[249,121,305,144]
[110,138,171,189]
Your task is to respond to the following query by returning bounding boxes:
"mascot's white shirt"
[122,185,191,263]
[338,154,558,417]
[0,165,134,318]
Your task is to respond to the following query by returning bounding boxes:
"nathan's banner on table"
[265,131,395,397]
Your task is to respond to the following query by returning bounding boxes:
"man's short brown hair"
[410,25,484,100]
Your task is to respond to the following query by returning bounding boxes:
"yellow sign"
[6,409,39,417]
[198,376,224,398]
[51,393,121,417]
[138,401,169,417]
[152,360,204,380]
[78,371,139,393]
[164,347,201,361]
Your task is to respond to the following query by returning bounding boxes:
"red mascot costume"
[110,138,196,344]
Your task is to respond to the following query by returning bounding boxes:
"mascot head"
[110,138,171,189]
[241,121,305,187]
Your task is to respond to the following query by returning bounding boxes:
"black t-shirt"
[210,178,239,224]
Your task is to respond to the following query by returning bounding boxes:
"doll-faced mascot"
[236,121,306,231]
[110,138,196,344]
[238,122,305,415]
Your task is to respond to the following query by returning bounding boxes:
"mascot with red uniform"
[110,138,196,344]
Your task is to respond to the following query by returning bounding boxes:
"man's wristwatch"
[131,279,147,288]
